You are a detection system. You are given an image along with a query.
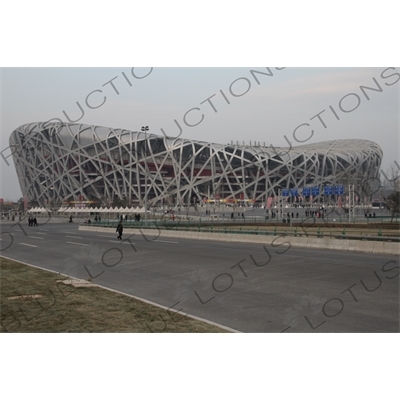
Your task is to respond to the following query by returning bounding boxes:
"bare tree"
[17,197,24,212]
[382,162,400,222]
[112,195,130,208]
[381,162,400,191]
[385,192,400,222]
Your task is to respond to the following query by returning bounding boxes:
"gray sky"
[1,67,398,201]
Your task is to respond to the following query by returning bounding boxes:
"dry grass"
[182,224,400,238]
[0,257,228,333]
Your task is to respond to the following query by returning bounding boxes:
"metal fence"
[86,218,399,242]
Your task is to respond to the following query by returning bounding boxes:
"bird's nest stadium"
[9,122,383,207]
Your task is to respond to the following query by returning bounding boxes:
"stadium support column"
[129,140,132,207]
[141,126,149,226]
[348,184,355,223]
[278,187,282,223]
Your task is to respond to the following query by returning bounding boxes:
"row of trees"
[382,163,400,222]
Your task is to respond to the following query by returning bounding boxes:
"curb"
[79,225,400,255]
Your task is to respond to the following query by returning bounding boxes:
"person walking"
[116,221,123,240]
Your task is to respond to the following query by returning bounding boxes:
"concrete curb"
[79,226,400,255]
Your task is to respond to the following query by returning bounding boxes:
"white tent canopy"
[48,206,150,214]
[28,207,51,213]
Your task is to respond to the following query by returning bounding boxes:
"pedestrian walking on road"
[116,221,123,240]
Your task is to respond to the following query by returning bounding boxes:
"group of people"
[230,212,246,219]
[305,209,325,218]
[115,214,142,222]
[365,212,377,218]
[28,216,38,226]
[287,212,300,218]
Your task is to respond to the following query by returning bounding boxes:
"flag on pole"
[266,197,273,209]
[338,196,342,209]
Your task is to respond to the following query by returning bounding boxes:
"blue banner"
[311,187,320,196]
[334,185,344,195]
[281,189,290,197]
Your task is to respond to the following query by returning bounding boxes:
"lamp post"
[276,185,282,223]
[141,126,149,226]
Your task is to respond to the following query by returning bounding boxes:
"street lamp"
[141,126,149,226]
[276,185,282,223]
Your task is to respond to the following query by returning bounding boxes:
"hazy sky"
[1,67,399,200]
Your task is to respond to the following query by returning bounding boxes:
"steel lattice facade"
[10,122,383,206]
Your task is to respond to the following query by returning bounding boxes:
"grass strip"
[0,257,228,333]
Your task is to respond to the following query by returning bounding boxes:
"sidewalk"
[0,217,87,225]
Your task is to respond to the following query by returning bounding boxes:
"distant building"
[10,122,383,206]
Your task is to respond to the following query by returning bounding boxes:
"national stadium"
[9,122,383,207]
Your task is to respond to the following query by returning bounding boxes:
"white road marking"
[39,229,49,231]
[154,240,179,244]
[35,232,47,235]
[30,236,44,240]
[20,243,37,248]
[66,235,83,239]
[67,241,88,246]
[108,240,134,245]
[98,235,116,238]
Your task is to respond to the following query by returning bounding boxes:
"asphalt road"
[1,220,399,332]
